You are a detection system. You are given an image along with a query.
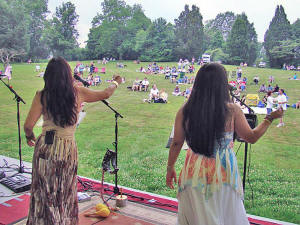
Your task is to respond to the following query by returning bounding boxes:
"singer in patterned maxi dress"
[24,57,122,225]
[166,63,283,225]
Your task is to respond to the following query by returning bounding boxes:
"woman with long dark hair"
[24,57,122,224]
[166,63,283,225]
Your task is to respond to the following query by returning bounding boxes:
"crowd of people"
[227,66,295,128]
[138,62,195,76]
[131,77,150,91]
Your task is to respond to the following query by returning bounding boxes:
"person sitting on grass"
[146,84,159,103]
[184,87,193,99]
[172,85,182,96]
[267,84,273,92]
[240,81,246,91]
[140,77,149,91]
[132,78,141,91]
[259,84,266,93]
[293,73,298,80]
[273,84,279,93]
[154,89,168,103]
[188,65,195,73]
[268,75,274,83]
[289,73,298,80]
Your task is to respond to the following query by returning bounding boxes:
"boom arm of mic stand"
[230,92,254,114]
[0,78,26,104]
[101,100,123,118]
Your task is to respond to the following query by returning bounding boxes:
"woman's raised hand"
[113,74,122,85]
[270,107,284,119]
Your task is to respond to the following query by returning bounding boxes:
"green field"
[0,61,299,223]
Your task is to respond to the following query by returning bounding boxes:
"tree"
[139,18,176,61]
[174,5,204,59]
[204,29,224,51]
[24,0,49,60]
[45,2,79,58]
[205,12,236,41]
[226,13,258,65]
[0,0,29,67]
[87,0,151,60]
[292,19,300,40]
[264,5,292,67]
[269,39,300,65]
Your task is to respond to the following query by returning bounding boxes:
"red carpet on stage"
[77,177,178,213]
[0,194,30,225]
[0,176,287,225]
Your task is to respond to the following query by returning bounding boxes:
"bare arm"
[234,104,282,144]
[166,107,185,189]
[77,75,122,103]
[167,107,185,167]
[24,91,43,146]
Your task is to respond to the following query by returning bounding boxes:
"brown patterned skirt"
[26,133,78,225]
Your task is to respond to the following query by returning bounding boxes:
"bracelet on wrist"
[112,81,119,88]
[264,115,274,123]
[26,133,34,140]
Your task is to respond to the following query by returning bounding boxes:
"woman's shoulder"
[227,102,239,112]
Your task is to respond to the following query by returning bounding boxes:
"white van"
[202,54,211,63]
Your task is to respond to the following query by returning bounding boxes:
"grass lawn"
[0,61,299,223]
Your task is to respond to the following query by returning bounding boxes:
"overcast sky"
[48,0,300,47]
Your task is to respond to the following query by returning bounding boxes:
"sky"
[48,0,300,47]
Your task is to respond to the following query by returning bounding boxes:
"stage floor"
[0,155,296,225]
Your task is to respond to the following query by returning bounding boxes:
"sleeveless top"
[178,132,244,200]
[41,113,77,139]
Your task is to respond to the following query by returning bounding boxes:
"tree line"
[0,0,299,68]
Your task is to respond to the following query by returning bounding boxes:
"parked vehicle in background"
[202,54,211,63]
[258,62,266,68]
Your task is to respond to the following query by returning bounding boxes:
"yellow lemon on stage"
[95,203,108,211]
[96,208,110,217]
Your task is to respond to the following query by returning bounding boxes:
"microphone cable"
[247,144,254,205]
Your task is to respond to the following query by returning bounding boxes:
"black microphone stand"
[101,100,123,200]
[230,90,256,193]
[0,77,28,173]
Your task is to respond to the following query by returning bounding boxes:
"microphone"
[74,74,90,87]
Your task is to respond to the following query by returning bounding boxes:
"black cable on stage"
[0,159,32,174]
[77,176,178,209]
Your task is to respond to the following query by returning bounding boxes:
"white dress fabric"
[177,132,249,225]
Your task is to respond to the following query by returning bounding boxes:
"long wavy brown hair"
[41,57,77,127]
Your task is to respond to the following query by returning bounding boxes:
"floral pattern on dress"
[178,132,243,200]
